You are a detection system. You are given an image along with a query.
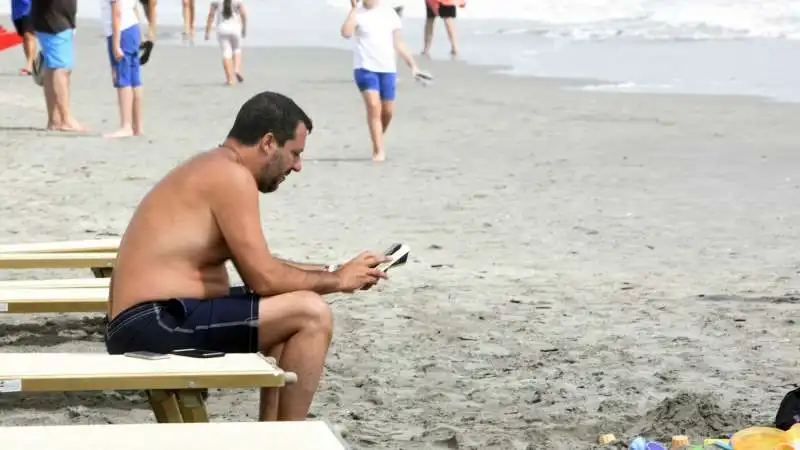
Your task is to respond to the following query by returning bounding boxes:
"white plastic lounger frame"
[0,252,116,277]
[0,238,121,254]
[0,287,108,313]
[0,352,298,424]
[0,420,350,450]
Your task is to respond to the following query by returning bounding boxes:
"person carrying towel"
[205,0,248,86]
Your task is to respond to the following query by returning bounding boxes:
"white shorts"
[217,29,242,58]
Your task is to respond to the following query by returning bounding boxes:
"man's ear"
[260,133,277,155]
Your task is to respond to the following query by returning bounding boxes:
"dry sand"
[1,18,800,450]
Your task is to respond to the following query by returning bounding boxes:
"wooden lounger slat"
[0,277,110,289]
[0,353,287,392]
[0,421,349,450]
[0,238,121,254]
[0,287,108,313]
[0,252,116,270]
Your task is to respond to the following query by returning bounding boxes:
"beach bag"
[775,386,800,430]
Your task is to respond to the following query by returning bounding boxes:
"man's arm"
[393,28,418,73]
[274,258,332,272]
[211,163,342,297]
[111,1,122,54]
[147,0,157,41]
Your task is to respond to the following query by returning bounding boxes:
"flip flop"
[139,41,154,65]
[414,70,434,86]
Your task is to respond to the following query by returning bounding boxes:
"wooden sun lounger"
[0,420,350,450]
[0,238,120,254]
[0,288,108,313]
[0,252,116,277]
[0,352,298,424]
[0,277,110,289]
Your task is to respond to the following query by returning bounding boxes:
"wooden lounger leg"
[175,389,210,423]
[91,267,113,278]
[147,390,184,423]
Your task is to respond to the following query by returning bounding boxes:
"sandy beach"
[2,17,800,449]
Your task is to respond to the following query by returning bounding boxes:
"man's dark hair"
[227,91,313,146]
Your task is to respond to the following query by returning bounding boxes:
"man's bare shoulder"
[186,149,257,195]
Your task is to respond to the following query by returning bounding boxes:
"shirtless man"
[105,91,390,421]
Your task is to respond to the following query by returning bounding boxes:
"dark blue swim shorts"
[104,285,260,355]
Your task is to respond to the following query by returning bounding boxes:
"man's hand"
[335,251,389,293]
[113,46,124,61]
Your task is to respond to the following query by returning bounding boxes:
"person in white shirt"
[101,0,144,138]
[341,0,421,162]
[205,0,248,86]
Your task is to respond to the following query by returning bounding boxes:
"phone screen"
[172,348,226,359]
[124,351,169,360]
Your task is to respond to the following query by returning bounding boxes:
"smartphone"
[171,348,226,359]
[124,351,169,360]
[376,244,410,272]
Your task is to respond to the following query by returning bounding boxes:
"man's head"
[226,91,313,193]
[362,0,379,9]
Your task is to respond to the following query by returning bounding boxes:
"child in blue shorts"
[102,0,144,138]
[340,0,422,162]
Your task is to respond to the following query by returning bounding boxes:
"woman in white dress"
[204,0,248,85]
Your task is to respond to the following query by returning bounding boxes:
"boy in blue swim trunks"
[30,0,85,132]
[341,0,422,162]
[102,0,144,138]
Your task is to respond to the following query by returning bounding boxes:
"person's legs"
[439,6,459,57]
[354,69,385,161]
[230,33,243,82]
[182,0,194,40]
[217,33,235,85]
[254,291,333,421]
[39,30,84,132]
[104,27,139,138]
[422,4,436,57]
[378,71,397,133]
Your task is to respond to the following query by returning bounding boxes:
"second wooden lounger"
[0,352,297,424]
[0,420,350,450]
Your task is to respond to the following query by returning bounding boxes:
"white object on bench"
[0,420,349,450]
[0,287,108,313]
[0,238,121,254]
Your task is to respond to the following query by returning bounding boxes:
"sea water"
[4,0,800,102]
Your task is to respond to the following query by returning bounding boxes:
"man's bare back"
[110,150,243,319]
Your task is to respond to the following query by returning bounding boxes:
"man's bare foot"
[53,120,87,133]
[19,68,31,76]
[372,150,386,162]
[421,51,430,58]
[103,127,134,138]
[133,129,144,136]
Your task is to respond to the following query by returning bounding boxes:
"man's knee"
[296,291,333,332]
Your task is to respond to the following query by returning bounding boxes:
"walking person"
[31,0,85,132]
[11,0,37,76]
[204,0,248,86]
[422,0,464,58]
[101,0,144,138]
[341,0,421,162]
